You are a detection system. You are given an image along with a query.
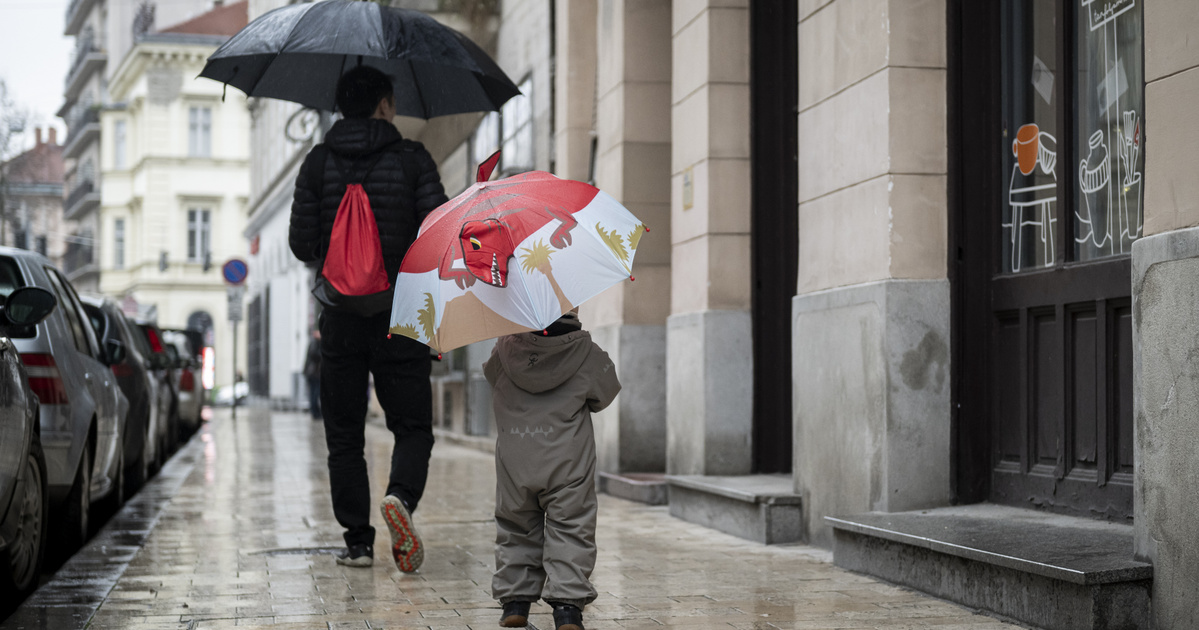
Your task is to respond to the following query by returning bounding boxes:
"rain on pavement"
[2,409,1020,630]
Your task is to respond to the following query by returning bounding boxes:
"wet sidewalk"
[3,409,1020,630]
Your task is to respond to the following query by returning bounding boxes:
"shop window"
[1000,1,1143,274]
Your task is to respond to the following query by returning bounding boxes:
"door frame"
[949,0,1140,510]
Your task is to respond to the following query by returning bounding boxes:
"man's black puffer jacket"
[289,118,448,285]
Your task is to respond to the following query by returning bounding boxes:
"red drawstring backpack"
[311,145,403,316]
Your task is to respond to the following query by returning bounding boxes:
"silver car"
[0,248,128,549]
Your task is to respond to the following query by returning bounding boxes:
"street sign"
[222,258,249,285]
[227,286,245,322]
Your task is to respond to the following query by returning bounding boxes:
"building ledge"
[598,472,667,505]
[666,474,802,544]
[828,504,1151,630]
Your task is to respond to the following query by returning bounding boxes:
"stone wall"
[1132,2,1199,625]
[792,0,951,547]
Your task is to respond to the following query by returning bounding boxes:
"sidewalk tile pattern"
[5,410,1019,630]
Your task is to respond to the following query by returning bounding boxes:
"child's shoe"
[499,601,531,627]
[380,495,423,572]
[550,602,584,630]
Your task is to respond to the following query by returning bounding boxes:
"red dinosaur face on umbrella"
[460,219,515,287]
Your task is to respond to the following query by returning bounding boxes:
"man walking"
[289,66,448,571]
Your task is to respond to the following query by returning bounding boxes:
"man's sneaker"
[380,495,423,572]
[499,601,531,627]
[550,602,584,630]
[334,544,373,567]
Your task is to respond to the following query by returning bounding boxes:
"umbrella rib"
[409,59,429,120]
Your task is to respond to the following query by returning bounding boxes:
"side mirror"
[104,339,127,366]
[4,287,57,326]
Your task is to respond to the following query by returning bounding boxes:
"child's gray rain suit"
[483,329,621,608]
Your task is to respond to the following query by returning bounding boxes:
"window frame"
[188,105,213,158]
[187,208,212,263]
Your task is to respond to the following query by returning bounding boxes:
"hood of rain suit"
[494,330,593,394]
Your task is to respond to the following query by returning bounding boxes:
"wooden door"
[953,0,1142,520]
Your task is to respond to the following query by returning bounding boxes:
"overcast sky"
[0,0,73,153]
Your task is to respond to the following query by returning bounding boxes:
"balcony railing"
[63,41,105,101]
[65,179,94,211]
[64,107,99,149]
[63,241,95,276]
[64,0,99,36]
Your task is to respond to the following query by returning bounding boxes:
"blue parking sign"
[222,258,248,285]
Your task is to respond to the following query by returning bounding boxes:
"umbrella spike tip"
[387,333,392,339]
[630,276,635,281]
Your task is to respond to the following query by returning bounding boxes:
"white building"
[61,0,215,290]
[99,1,251,391]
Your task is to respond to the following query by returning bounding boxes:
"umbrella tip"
[542,329,548,336]
[387,333,392,339]
[630,275,635,282]
[437,353,443,361]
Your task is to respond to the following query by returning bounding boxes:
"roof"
[3,138,64,187]
[159,1,248,37]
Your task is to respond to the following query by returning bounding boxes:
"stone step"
[597,472,668,505]
[666,474,802,544]
[827,504,1152,630]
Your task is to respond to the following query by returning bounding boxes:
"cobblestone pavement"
[4,409,1020,630]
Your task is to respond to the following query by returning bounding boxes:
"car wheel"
[62,439,91,551]
[0,433,48,601]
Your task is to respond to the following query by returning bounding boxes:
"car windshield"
[0,257,26,299]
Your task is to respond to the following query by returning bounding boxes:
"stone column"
[583,0,672,474]
[1131,2,1199,626]
[665,1,753,476]
[554,0,596,183]
[792,0,951,548]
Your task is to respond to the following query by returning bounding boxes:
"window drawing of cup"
[1013,123,1041,175]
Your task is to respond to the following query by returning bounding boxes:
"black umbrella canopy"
[200,0,520,118]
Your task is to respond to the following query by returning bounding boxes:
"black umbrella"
[199,0,520,118]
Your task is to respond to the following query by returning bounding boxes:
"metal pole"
[232,321,238,421]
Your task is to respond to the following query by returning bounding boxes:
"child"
[483,310,621,630]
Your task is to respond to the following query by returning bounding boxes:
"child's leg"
[540,469,599,608]
[493,461,548,605]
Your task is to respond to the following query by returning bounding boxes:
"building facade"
[0,128,74,269]
[60,0,213,289]
[418,0,1199,626]
[98,2,251,392]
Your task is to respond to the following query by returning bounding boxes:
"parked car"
[164,328,210,404]
[161,330,203,438]
[0,248,129,549]
[130,320,178,466]
[0,287,57,606]
[81,295,160,496]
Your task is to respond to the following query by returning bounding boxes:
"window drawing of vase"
[1077,129,1110,251]
[1006,123,1058,272]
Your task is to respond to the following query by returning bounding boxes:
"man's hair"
[335,66,394,119]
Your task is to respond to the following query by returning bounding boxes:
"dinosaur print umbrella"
[390,161,645,353]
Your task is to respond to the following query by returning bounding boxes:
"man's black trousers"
[319,309,433,548]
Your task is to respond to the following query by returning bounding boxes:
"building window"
[472,111,500,176]
[188,106,212,157]
[113,218,125,269]
[35,236,46,257]
[114,120,127,169]
[500,77,533,172]
[187,208,211,262]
